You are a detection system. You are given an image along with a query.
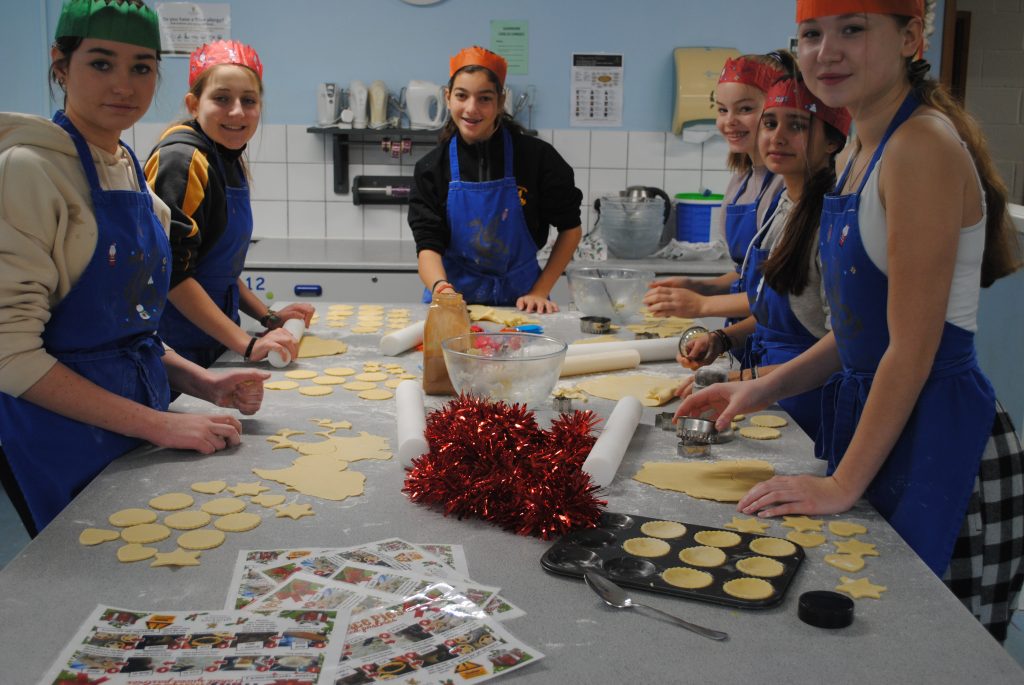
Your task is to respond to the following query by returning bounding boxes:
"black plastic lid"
[798,590,854,629]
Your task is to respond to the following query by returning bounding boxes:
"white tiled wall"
[130,123,733,240]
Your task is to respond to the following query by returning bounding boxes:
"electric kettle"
[406,80,447,130]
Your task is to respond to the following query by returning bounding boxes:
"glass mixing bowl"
[441,333,567,407]
[566,267,655,324]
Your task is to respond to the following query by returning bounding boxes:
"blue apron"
[0,111,170,532]
[421,127,540,305]
[158,131,253,368]
[816,92,995,576]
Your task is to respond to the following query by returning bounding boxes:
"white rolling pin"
[566,336,679,363]
[267,318,306,368]
[559,349,641,377]
[396,380,429,467]
[380,320,426,356]
[582,395,643,488]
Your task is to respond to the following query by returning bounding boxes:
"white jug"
[406,80,447,130]
[349,80,368,129]
[368,80,389,129]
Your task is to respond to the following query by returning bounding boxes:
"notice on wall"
[571,53,623,127]
[156,2,230,56]
[490,20,528,75]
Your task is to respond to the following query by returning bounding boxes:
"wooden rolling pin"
[560,349,641,377]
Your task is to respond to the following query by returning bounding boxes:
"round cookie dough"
[693,530,742,548]
[148,492,194,511]
[622,537,671,558]
[738,426,782,440]
[191,480,227,495]
[350,326,380,334]
[723,577,775,600]
[324,367,356,377]
[311,376,345,385]
[109,508,157,527]
[299,386,334,397]
[786,531,827,548]
[735,556,785,578]
[121,523,171,544]
[251,494,286,508]
[117,543,158,563]
[358,388,394,401]
[163,510,212,530]
[749,537,797,557]
[343,381,377,391]
[749,414,788,428]
[356,372,389,382]
[214,512,262,532]
[177,529,226,551]
[285,370,319,380]
[661,567,714,589]
[639,520,687,539]
[678,546,727,568]
[264,380,300,390]
[201,498,247,516]
[384,378,404,389]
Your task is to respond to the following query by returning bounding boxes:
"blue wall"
[5,0,942,129]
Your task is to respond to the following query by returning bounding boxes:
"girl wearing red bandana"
[681,0,1023,639]
[146,40,314,368]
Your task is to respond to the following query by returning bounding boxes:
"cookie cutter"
[678,324,710,357]
[580,315,612,334]
[676,416,719,444]
[654,412,676,431]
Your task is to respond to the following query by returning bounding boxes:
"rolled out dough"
[577,374,679,407]
[297,336,348,358]
[632,460,774,502]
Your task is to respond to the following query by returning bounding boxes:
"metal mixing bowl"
[441,333,568,406]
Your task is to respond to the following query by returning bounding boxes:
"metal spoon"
[583,570,729,641]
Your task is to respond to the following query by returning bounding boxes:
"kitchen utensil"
[675,416,718,443]
[368,80,389,129]
[566,337,679,363]
[441,332,567,406]
[593,194,667,259]
[316,83,340,125]
[406,80,447,130]
[583,570,728,641]
[349,80,368,129]
[581,396,642,488]
[677,325,710,358]
[566,267,654,324]
[579,315,612,334]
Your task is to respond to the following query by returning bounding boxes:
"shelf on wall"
[307,126,441,194]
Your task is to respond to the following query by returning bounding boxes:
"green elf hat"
[55,0,161,53]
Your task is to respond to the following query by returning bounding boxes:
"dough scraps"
[117,543,158,563]
[227,482,269,497]
[724,517,770,534]
[748,537,797,557]
[467,305,539,327]
[749,414,788,428]
[297,336,348,358]
[829,521,868,537]
[251,494,286,508]
[163,510,212,530]
[693,530,741,548]
[834,539,879,557]
[824,553,866,572]
[633,460,775,502]
[622,537,671,558]
[201,498,247,516]
[661,567,713,589]
[723,577,775,600]
[121,523,171,544]
[108,508,157,527]
[191,480,227,495]
[299,386,334,397]
[786,531,827,548]
[264,380,300,390]
[150,548,201,568]
[738,426,781,440]
[678,546,727,567]
[577,374,679,407]
[148,493,194,511]
[735,556,785,578]
[276,503,315,520]
[836,576,887,599]
[254,457,365,501]
[79,528,120,546]
[324,367,356,377]
[285,370,318,380]
[342,381,376,391]
[214,512,262,533]
[177,529,226,550]
[359,388,394,401]
[312,376,346,385]
[639,521,687,539]
[781,516,824,533]
[356,372,389,382]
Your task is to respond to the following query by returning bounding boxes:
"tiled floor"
[0,486,1022,666]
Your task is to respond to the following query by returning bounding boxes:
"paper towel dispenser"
[671,47,741,139]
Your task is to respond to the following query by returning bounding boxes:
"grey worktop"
[1,307,1020,684]
[244,238,734,276]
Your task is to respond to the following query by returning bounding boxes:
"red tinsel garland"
[402,395,607,539]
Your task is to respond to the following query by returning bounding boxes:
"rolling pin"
[267,318,306,368]
[582,395,643,488]
[396,380,429,467]
[566,336,679,363]
[559,349,641,377]
[380,320,426,356]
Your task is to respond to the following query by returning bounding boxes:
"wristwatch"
[259,310,282,328]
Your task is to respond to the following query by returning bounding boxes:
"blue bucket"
[675,193,723,242]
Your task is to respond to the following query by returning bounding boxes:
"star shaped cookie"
[834,538,879,557]
[228,482,270,497]
[836,576,887,599]
[781,515,824,532]
[276,503,315,520]
[723,516,770,534]
[150,548,202,567]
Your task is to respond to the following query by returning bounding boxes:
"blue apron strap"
[729,168,753,205]
[448,135,461,182]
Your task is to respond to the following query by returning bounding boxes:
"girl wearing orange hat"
[681,0,1023,638]
[409,46,582,312]
[146,40,314,368]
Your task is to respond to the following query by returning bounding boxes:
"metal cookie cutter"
[676,416,718,458]
[580,315,612,334]
[678,324,710,357]
[654,412,677,431]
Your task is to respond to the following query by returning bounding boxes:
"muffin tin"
[541,511,804,609]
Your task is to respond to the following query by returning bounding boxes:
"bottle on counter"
[422,291,471,395]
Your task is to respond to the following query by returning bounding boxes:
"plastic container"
[675,193,724,242]
[422,291,470,395]
[441,333,567,407]
[596,196,665,259]
[566,267,655,324]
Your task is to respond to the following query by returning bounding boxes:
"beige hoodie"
[0,113,171,397]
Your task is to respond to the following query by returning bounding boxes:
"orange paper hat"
[189,40,263,87]
[764,77,852,137]
[796,0,923,22]
[449,45,508,86]
[718,56,785,93]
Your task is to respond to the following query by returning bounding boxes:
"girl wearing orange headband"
[146,40,314,368]
[682,0,1022,640]
[409,46,582,312]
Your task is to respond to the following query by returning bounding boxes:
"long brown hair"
[439,65,524,144]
